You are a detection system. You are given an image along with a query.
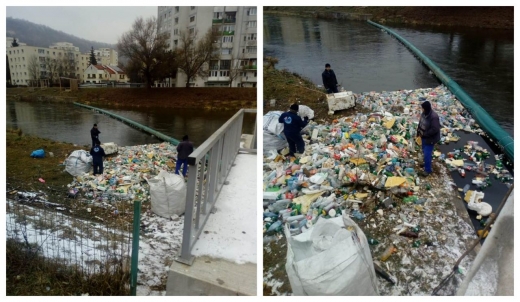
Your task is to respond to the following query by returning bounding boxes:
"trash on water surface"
[263,85,513,294]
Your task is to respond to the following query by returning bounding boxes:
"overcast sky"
[6,6,158,44]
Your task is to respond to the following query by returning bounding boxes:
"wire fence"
[6,197,133,278]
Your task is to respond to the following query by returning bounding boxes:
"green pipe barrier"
[367,20,514,162]
[73,102,181,146]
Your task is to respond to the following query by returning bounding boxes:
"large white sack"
[263,111,285,135]
[147,170,187,217]
[65,150,93,177]
[263,130,288,152]
[298,105,315,120]
[285,214,379,296]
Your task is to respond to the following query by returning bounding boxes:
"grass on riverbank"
[263,66,370,123]
[264,7,514,29]
[6,87,256,111]
[5,129,143,227]
[6,239,130,296]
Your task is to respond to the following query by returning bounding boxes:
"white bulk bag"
[285,214,379,296]
[147,170,186,217]
[65,150,93,176]
[263,111,285,135]
[298,105,315,120]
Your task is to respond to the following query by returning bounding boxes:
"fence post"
[130,200,142,296]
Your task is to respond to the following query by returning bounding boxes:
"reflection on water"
[6,100,256,147]
[264,15,513,135]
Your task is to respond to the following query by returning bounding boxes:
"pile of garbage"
[263,85,512,295]
[65,142,179,207]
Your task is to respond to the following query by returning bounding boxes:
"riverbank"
[6,87,256,111]
[264,7,513,30]
[263,66,371,123]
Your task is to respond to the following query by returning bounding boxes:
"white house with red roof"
[84,64,128,84]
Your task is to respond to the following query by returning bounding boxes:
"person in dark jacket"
[90,140,106,175]
[90,124,101,147]
[417,101,441,176]
[279,103,309,157]
[176,135,194,177]
[322,63,339,94]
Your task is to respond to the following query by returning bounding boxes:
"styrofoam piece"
[326,91,355,113]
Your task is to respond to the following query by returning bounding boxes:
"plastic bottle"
[368,238,379,245]
[380,244,396,261]
[267,220,282,233]
[400,231,419,238]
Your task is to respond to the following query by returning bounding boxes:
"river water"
[6,100,256,147]
[264,14,514,136]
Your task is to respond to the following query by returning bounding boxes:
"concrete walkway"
[166,152,257,296]
[457,189,514,296]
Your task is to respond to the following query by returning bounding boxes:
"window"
[247,21,257,28]
[247,8,256,16]
[246,46,256,53]
[209,70,218,77]
[222,36,233,43]
[22,57,25,61]
[219,70,229,77]
[210,60,219,70]
[244,33,257,41]
[174,29,179,35]
[221,48,232,55]
[24,72,27,75]
[53,52,55,55]
[189,28,195,34]
[99,74,103,79]
[213,12,222,19]
[9,51,11,54]
[175,6,179,13]
[220,60,231,70]
[191,6,195,10]
[174,17,178,24]
[174,40,178,46]
[38,49,45,54]
[120,75,124,79]
[190,16,195,22]
[21,49,23,53]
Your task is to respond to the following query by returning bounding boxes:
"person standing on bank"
[90,140,106,176]
[417,101,441,177]
[176,135,194,177]
[91,124,101,147]
[322,63,339,94]
[279,103,309,158]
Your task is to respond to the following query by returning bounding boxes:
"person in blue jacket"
[90,140,106,176]
[417,101,441,177]
[279,103,309,157]
[176,135,194,177]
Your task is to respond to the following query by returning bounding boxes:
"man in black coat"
[322,63,339,94]
[176,135,194,177]
[417,101,441,177]
[90,124,101,147]
[90,140,106,176]
[278,103,309,157]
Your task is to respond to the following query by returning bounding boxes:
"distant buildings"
[84,64,128,84]
[6,37,122,86]
[158,6,257,87]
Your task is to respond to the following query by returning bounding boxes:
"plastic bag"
[285,214,379,295]
[146,170,187,217]
[30,149,45,158]
[298,105,315,120]
[65,150,92,176]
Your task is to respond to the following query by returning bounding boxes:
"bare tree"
[228,53,246,87]
[117,16,170,89]
[176,28,219,88]
[58,52,77,79]
[27,55,40,85]
[44,57,60,85]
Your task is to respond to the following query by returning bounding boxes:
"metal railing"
[177,109,256,265]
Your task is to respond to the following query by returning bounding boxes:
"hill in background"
[6,17,116,53]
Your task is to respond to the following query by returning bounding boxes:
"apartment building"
[157,6,257,87]
[93,48,118,66]
[7,40,117,85]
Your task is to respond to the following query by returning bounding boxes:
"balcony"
[223,31,235,36]
[243,65,257,70]
[213,19,223,24]
[223,18,236,24]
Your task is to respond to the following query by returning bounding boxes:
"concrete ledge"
[166,256,256,296]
